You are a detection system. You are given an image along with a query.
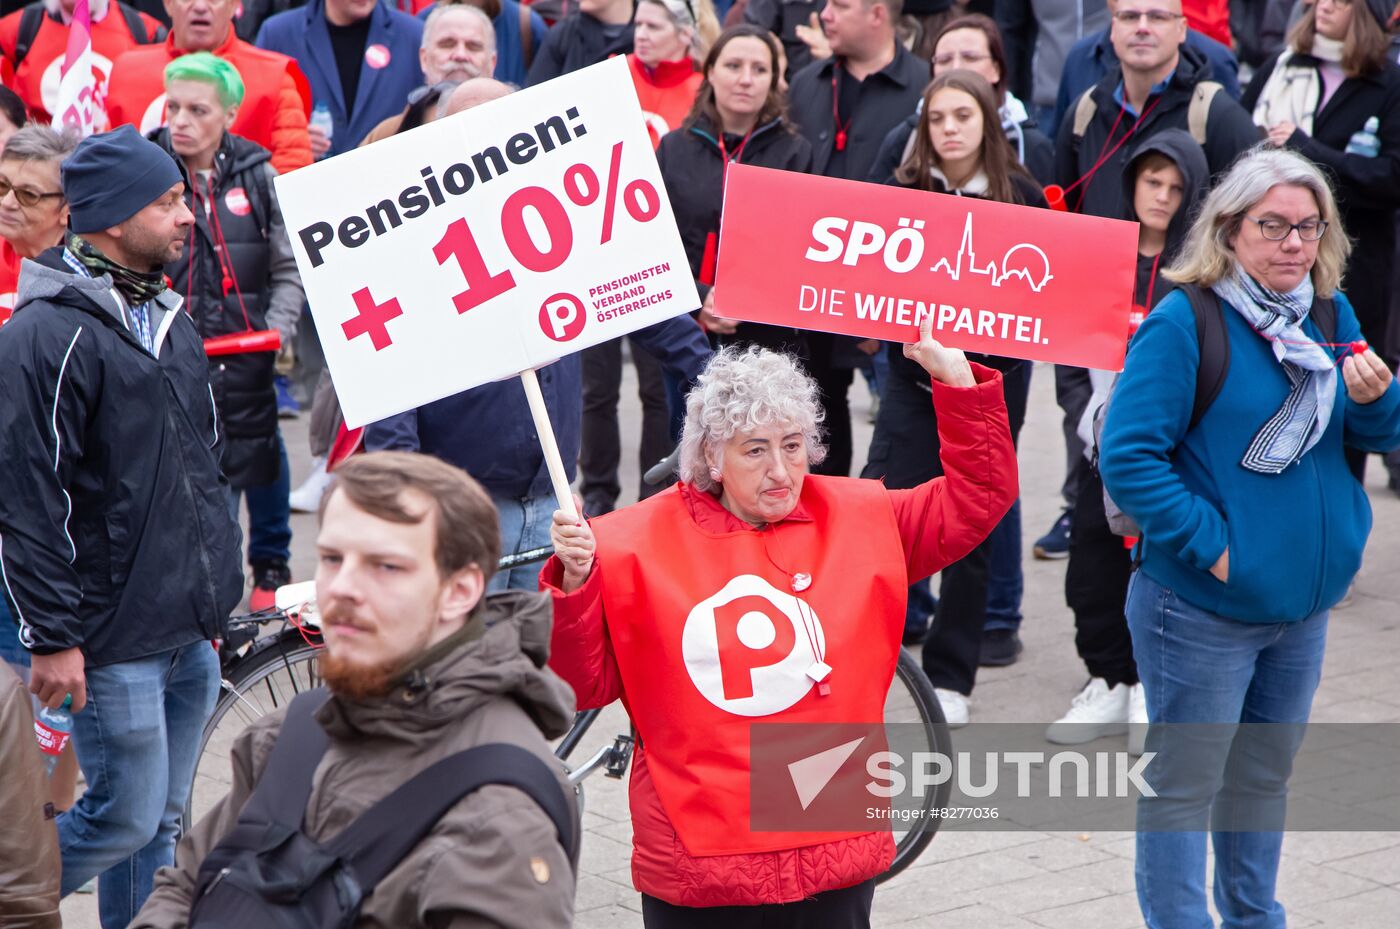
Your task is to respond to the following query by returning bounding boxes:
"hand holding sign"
[903,312,975,388]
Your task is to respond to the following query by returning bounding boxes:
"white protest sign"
[273,56,700,429]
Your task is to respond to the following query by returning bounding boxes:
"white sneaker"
[1045,678,1130,744]
[1127,683,1148,756]
[934,688,970,728]
[289,456,332,513]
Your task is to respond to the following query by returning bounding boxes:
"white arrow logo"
[786,737,865,810]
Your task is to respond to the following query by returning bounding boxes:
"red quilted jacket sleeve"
[541,554,626,710]
[888,362,1018,582]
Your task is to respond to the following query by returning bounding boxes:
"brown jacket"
[131,590,579,929]
[0,661,61,929]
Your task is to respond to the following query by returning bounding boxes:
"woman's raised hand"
[550,497,596,593]
[903,312,976,387]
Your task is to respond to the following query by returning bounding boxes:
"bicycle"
[188,549,951,884]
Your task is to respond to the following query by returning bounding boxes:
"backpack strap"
[327,743,578,890]
[237,689,332,830]
[1071,88,1097,139]
[1187,81,1222,147]
[1311,295,1337,346]
[1181,282,1230,431]
[519,2,534,72]
[12,5,44,69]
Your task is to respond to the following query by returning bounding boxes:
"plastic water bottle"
[309,103,334,160]
[1345,117,1380,158]
[34,696,73,776]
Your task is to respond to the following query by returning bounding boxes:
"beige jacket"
[131,590,579,929]
[0,661,61,929]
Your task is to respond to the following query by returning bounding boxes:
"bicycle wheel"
[184,633,322,830]
[878,649,951,883]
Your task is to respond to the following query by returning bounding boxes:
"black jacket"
[0,251,244,666]
[787,44,931,181]
[1055,45,1260,221]
[158,130,303,489]
[869,105,1056,186]
[525,12,632,86]
[657,116,812,353]
[1242,53,1400,343]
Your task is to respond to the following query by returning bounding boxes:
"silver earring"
[709,468,721,481]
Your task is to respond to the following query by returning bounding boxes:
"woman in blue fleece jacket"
[1099,146,1400,929]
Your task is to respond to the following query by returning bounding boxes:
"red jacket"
[0,239,19,327]
[543,364,1016,907]
[1183,0,1231,48]
[0,2,163,124]
[628,53,702,149]
[105,30,313,174]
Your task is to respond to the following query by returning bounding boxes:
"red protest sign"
[714,165,1139,371]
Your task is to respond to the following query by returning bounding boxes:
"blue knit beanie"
[61,125,183,234]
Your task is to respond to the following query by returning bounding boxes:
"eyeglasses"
[0,178,63,209]
[1245,216,1329,241]
[1111,9,1185,25]
[932,51,990,68]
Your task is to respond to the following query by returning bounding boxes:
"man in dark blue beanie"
[0,123,244,929]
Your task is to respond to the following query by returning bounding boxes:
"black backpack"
[12,1,165,68]
[188,690,577,929]
[1095,282,1337,536]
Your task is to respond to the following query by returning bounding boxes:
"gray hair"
[1166,144,1351,297]
[423,3,497,53]
[678,346,826,493]
[2,124,79,165]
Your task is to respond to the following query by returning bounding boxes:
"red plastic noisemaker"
[203,329,282,356]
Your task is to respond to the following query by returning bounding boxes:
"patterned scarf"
[66,232,167,308]
[1213,267,1336,474]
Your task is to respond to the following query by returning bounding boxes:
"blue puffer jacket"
[1099,287,1400,623]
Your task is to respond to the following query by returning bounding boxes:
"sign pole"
[520,367,579,520]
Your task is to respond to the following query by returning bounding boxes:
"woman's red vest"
[627,53,702,149]
[591,476,906,855]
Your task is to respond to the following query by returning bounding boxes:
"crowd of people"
[0,0,1399,927]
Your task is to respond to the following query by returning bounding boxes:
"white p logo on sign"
[538,293,586,342]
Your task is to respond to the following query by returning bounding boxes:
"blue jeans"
[228,431,292,564]
[983,497,1023,632]
[57,641,220,928]
[490,492,554,592]
[1126,572,1328,929]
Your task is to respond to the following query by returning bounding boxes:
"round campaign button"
[224,187,251,216]
[365,44,391,69]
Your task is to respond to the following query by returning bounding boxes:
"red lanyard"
[831,64,852,152]
[717,128,753,189]
[1066,95,1162,210]
[1145,250,1162,311]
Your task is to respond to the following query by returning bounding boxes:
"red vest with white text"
[0,3,161,123]
[593,477,906,855]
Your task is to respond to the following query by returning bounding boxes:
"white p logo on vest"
[681,575,825,717]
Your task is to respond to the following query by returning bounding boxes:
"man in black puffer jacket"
[156,51,305,611]
[0,124,244,928]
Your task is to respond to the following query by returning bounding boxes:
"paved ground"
[62,361,1400,928]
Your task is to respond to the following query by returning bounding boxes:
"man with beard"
[0,124,244,929]
[359,3,497,145]
[130,451,578,929]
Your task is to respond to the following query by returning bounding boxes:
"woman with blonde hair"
[1243,0,1400,465]
[1100,146,1400,929]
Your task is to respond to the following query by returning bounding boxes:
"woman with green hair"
[155,50,306,611]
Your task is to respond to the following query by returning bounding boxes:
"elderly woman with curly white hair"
[1099,146,1400,929]
[543,316,1016,927]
